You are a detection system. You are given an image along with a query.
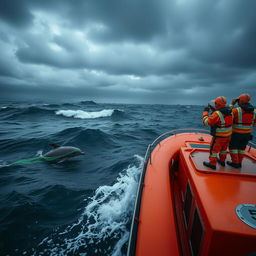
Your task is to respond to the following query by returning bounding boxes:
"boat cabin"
[173,141,256,256]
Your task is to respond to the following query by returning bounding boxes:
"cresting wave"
[0,105,127,121]
[33,155,143,256]
[55,109,121,119]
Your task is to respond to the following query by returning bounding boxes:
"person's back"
[202,96,233,169]
[228,94,256,168]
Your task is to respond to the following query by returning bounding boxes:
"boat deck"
[180,145,256,236]
[191,150,256,176]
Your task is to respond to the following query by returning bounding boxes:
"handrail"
[248,141,256,147]
[127,144,151,256]
[127,128,210,256]
[169,128,210,135]
[248,141,256,152]
[151,128,209,152]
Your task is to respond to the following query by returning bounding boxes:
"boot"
[217,158,225,167]
[203,161,216,170]
[226,161,241,168]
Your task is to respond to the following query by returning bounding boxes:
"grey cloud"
[0,0,256,104]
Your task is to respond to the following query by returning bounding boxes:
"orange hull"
[128,130,256,256]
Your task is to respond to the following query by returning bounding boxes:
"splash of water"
[33,155,143,256]
[55,109,116,119]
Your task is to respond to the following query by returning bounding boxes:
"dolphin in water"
[43,144,85,163]
[0,144,85,167]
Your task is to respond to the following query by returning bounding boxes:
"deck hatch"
[236,204,256,229]
[190,208,203,256]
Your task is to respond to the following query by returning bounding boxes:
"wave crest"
[55,109,118,119]
[34,155,143,256]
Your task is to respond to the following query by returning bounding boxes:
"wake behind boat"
[128,129,256,256]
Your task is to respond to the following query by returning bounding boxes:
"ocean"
[0,101,253,256]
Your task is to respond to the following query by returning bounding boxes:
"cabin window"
[183,183,192,228]
[190,208,203,256]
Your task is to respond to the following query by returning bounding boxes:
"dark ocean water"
[1,101,252,256]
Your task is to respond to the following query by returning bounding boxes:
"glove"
[204,106,210,112]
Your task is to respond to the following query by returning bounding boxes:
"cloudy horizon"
[0,0,256,105]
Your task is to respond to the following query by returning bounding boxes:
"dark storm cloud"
[0,0,33,27]
[0,0,256,104]
[36,0,167,42]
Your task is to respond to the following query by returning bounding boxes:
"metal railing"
[146,128,209,166]
[248,141,256,152]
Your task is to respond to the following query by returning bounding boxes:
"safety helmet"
[211,96,227,108]
[237,93,251,104]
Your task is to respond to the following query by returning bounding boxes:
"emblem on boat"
[236,204,256,229]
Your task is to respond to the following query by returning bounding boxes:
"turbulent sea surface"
[1,100,246,256]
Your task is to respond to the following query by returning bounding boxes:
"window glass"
[190,208,203,256]
[189,143,210,149]
[183,183,192,227]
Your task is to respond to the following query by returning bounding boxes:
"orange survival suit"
[228,94,256,168]
[202,96,233,169]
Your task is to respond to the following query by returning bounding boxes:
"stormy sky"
[0,0,256,104]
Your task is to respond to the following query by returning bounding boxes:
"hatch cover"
[236,204,256,229]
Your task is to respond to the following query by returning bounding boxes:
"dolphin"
[43,144,85,163]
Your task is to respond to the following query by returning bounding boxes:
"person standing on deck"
[202,96,233,170]
[227,94,256,168]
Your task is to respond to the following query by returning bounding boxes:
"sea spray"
[55,109,116,119]
[34,155,143,256]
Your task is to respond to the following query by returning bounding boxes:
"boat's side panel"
[135,133,212,256]
[176,150,214,255]
[179,146,256,256]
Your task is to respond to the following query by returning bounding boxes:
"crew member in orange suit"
[202,96,233,169]
[227,94,256,168]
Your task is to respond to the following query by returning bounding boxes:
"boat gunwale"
[127,128,210,256]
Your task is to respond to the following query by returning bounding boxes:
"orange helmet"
[237,93,251,104]
[211,96,227,108]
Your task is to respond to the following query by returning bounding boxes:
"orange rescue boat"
[127,129,256,256]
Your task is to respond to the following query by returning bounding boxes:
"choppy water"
[1,100,249,256]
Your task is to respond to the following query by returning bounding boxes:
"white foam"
[36,150,43,157]
[0,160,11,168]
[112,231,129,256]
[0,106,7,110]
[55,109,115,119]
[35,155,143,256]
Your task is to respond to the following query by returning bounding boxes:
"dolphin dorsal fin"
[49,143,61,148]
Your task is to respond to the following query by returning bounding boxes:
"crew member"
[227,94,256,168]
[202,96,233,169]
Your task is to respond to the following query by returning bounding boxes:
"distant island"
[80,100,97,105]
